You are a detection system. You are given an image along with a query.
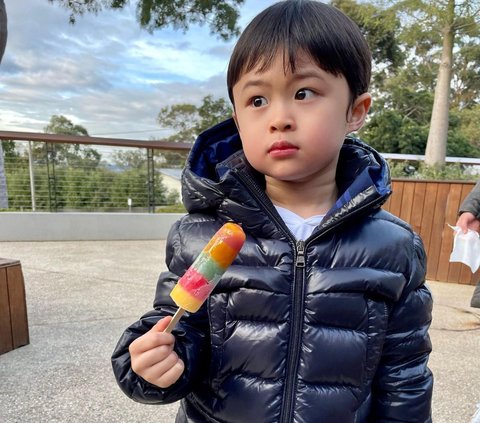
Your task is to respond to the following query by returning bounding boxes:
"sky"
[0,0,276,140]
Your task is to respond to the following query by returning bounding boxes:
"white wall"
[0,212,185,241]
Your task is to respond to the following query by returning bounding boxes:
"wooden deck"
[383,179,479,285]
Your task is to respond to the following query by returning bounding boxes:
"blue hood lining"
[188,118,241,181]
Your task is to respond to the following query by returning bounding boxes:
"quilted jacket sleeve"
[111,220,210,404]
[459,181,480,218]
[369,233,434,422]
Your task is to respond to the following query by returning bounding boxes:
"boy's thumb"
[151,316,173,332]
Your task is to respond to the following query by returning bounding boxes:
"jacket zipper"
[295,240,306,267]
[280,239,306,423]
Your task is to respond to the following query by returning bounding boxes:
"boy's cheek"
[232,113,240,132]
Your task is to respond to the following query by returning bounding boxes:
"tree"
[157,95,232,166]
[43,115,101,169]
[111,149,148,170]
[48,0,245,40]
[160,95,232,144]
[456,104,480,150]
[333,0,429,153]
[336,0,480,160]
[391,0,480,166]
[158,94,232,143]
[332,0,405,73]
[45,114,89,137]
[451,40,480,109]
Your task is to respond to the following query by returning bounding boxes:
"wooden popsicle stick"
[164,307,186,333]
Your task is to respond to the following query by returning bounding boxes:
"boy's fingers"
[146,350,181,378]
[129,317,175,355]
[130,344,174,374]
[152,357,185,389]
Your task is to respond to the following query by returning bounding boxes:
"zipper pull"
[295,240,306,267]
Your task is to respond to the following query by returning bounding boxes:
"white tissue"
[471,402,480,423]
[449,225,480,273]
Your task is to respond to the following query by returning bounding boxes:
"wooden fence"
[383,179,478,285]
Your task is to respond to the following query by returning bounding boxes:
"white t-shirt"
[274,205,324,240]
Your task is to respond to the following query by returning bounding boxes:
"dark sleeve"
[369,234,434,423]
[111,220,210,404]
[459,181,480,218]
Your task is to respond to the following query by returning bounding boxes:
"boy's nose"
[269,105,295,132]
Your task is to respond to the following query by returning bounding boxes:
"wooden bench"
[0,258,29,355]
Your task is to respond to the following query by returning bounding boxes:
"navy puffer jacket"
[112,118,433,423]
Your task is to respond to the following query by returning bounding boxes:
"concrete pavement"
[0,240,479,423]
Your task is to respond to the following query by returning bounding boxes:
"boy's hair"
[227,0,371,107]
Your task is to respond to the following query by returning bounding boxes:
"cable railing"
[0,131,191,213]
[2,130,479,213]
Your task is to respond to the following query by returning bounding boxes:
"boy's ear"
[346,93,372,133]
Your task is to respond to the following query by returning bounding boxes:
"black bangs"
[227,0,371,105]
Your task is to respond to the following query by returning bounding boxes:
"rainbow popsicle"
[164,222,245,332]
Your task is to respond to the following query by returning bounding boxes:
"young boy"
[112,1,433,422]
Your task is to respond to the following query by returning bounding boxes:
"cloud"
[0,0,275,138]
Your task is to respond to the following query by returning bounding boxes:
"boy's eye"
[295,89,315,100]
[251,96,268,107]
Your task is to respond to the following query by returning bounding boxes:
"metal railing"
[2,130,479,213]
[0,131,191,213]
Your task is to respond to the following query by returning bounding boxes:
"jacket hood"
[181,118,391,236]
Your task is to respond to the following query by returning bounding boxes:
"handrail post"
[147,148,155,213]
[0,142,8,209]
[46,143,57,212]
[28,141,36,211]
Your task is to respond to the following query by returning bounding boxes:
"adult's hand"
[456,212,480,234]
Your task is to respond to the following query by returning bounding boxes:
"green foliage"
[112,149,148,170]
[44,115,89,136]
[332,0,404,68]
[3,148,179,212]
[197,95,233,131]
[1,141,21,161]
[42,115,102,169]
[48,0,244,40]
[156,95,231,167]
[388,160,476,181]
[363,106,480,157]
[455,104,480,150]
[445,110,480,157]
[350,0,480,162]
[4,164,33,210]
[361,74,434,154]
[158,95,232,143]
[451,41,480,109]
[158,103,198,143]
[156,203,186,213]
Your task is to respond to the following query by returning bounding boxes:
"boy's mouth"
[268,141,297,153]
[268,141,299,158]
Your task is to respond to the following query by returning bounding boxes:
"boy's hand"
[129,316,185,389]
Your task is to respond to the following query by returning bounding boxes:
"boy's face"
[232,51,371,187]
